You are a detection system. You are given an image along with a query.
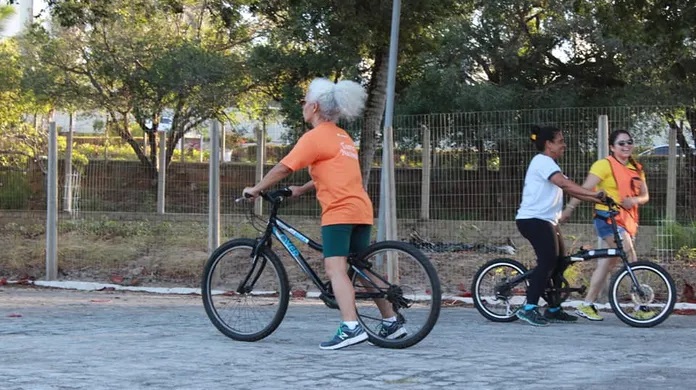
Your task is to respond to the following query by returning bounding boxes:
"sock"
[547,307,560,313]
[523,304,537,311]
[584,301,593,306]
[382,316,397,324]
[343,321,359,330]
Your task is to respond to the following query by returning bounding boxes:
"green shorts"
[321,224,372,258]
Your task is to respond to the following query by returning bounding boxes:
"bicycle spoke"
[609,262,675,327]
[352,241,440,349]
[202,240,289,341]
[472,259,528,322]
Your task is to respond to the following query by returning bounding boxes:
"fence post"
[64,111,74,215]
[46,120,58,280]
[208,120,221,254]
[220,122,226,162]
[254,123,266,216]
[597,115,609,250]
[420,124,431,220]
[157,130,167,214]
[665,126,677,221]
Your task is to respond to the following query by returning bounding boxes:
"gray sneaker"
[319,323,368,350]
[516,307,550,327]
[543,308,578,323]
[378,321,408,339]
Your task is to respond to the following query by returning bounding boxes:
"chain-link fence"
[1,105,695,289]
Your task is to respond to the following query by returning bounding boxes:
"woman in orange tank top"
[562,130,650,321]
[243,78,402,350]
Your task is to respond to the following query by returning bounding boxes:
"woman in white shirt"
[515,125,605,326]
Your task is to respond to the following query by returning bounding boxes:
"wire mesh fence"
[1,105,695,288]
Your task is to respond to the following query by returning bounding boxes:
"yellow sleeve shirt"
[589,159,645,211]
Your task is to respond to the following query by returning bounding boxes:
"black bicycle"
[471,197,676,328]
[201,188,441,348]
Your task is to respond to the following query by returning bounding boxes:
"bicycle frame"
[497,202,645,301]
[578,207,645,296]
[243,192,392,301]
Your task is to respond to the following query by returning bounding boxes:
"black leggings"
[516,218,565,307]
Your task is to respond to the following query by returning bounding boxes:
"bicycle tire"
[351,241,441,349]
[201,238,290,341]
[608,261,676,328]
[472,258,528,322]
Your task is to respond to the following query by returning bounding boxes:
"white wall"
[1,0,47,38]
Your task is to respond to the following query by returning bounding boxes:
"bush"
[659,221,696,250]
[0,171,31,209]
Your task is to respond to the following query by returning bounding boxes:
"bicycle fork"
[236,240,269,294]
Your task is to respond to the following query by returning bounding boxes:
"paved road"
[1,286,694,390]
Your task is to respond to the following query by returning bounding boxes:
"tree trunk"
[359,48,390,188]
[109,110,157,179]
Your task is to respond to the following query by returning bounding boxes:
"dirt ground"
[1,214,694,302]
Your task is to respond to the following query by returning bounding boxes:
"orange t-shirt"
[280,122,374,226]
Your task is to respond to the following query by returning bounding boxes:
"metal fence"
[1,105,694,287]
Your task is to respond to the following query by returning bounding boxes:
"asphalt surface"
[1,286,694,390]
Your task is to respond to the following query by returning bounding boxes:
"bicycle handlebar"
[236,187,293,204]
[596,191,620,210]
[261,187,293,203]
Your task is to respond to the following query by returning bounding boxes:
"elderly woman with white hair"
[243,78,404,350]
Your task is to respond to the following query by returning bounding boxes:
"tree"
[20,0,255,175]
[0,32,45,170]
[392,1,696,175]
[241,0,468,186]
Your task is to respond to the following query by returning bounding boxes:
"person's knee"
[324,256,347,279]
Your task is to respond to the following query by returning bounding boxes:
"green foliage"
[675,246,696,263]
[20,0,255,172]
[0,171,31,209]
[0,39,48,170]
[660,221,696,251]
[0,4,13,32]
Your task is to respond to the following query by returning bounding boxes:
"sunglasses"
[615,140,634,147]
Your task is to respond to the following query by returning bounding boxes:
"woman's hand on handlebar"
[595,191,606,202]
[287,185,303,198]
[241,186,261,201]
[596,192,621,208]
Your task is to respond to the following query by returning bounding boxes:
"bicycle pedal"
[319,293,339,310]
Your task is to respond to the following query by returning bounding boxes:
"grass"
[0,217,215,287]
[2,215,695,299]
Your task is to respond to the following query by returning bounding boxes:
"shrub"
[0,171,31,209]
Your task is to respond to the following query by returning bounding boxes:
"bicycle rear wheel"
[471,258,528,322]
[608,261,676,328]
[201,238,290,341]
[351,241,441,349]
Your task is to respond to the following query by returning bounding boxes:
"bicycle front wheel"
[471,258,528,322]
[201,238,290,341]
[351,241,441,349]
[608,261,676,328]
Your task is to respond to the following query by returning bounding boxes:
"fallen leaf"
[109,274,124,284]
[291,289,307,298]
[457,291,472,298]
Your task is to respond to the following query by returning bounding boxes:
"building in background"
[1,0,48,38]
